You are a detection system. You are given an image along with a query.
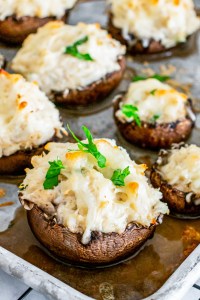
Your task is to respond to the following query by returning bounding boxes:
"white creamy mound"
[11,22,126,95]
[116,79,189,124]
[21,139,168,244]
[109,0,200,48]
[0,70,64,157]
[0,0,77,20]
[160,145,200,195]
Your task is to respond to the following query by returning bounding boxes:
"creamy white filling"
[20,139,168,244]
[109,0,200,48]
[0,0,77,20]
[11,22,126,95]
[159,145,200,195]
[0,70,64,157]
[116,79,188,124]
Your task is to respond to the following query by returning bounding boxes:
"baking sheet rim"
[0,245,200,300]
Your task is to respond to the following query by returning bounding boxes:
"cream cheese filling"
[11,22,126,95]
[0,0,77,20]
[108,0,200,48]
[0,70,64,157]
[115,79,189,124]
[20,139,168,244]
[159,145,200,195]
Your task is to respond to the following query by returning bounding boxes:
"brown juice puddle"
[0,203,199,300]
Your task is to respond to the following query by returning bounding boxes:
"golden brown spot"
[128,1,134,9]
[130,203,135,210]
[0,201,14,208]
[156,89,168,96]
[18,101,28,110]
[0,69,9,76]
[48,21,63,29]
[139,164,148,175]
[99,201,108,209]
[173,0,180,5]
[66,151,84,160]
[169,98,178,105]
[128,182,139,194]
[151,218,157,225]
[151,0,159,4]
[0,189,6,198]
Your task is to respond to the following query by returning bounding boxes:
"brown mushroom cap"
[113,96,194,150]
[26,205,158,266]
[0,11,69,44]
[150,147,200,218]
[108,13,190,55]
[0,146,44,176]
[50,57,126,107]
[0,135,62,175]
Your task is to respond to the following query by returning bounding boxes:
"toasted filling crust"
[20,139,168,244]
[108,0,200,48]
[159,145,200,195]
[11,22,126,95]
[115,79,190,124]
[0,70,64,158]
[0,0,77,20]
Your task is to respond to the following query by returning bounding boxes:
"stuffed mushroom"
[108,0,200,54]
[0,69,65,175]
[19,127,168,266]
[150,144,200,218]
[11,22,126,106]
[0,0,77,43]
[114,77,195,149]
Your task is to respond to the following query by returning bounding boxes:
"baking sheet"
[0,1,200,299]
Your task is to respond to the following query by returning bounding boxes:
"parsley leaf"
[67,125,106,168]
[73,36,88,47]
[64,36,94,61]
[150,114,160,123]
[132,74,170,83]
[111,167,130,186]
[43,159,65,190]
[122,104,141,127]
[150,89,157,95]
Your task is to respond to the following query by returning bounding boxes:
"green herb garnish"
[122,104,141,127]
[67,125,106,168]
[150,114,160,123]
[111,167,130,186]
[150,89,157,95]
[64,36,94,61]
[43,159,65,190]
[132,74,170,83]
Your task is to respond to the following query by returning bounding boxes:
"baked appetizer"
[19,126,168,266]
[108,0,200,54]
[114,76,195,149]
[11,22,126,106]
[0,0,77,43]
[0,69,65,175]
[151,144,200,218]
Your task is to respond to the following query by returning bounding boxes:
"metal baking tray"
[0,1,200,299]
